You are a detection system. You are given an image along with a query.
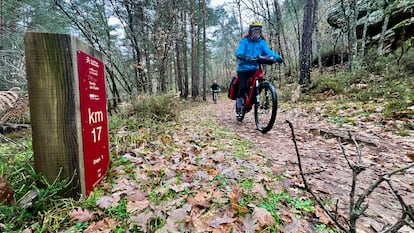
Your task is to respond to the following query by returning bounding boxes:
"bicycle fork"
[255,79,261,106]
[256,80,270,110]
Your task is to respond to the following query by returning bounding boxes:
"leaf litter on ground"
[70,101,316,232]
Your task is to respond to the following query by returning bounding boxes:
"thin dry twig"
[286,120,414,233]
[286,120,349,232]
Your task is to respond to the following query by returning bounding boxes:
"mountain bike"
[236,55,279,134]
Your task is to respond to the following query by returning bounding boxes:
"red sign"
[77,50,109,195]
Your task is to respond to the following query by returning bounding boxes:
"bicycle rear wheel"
[254,81,278,134]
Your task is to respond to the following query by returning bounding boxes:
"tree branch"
[286,120,349,232]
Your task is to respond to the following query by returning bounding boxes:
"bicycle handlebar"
[238,55,283,64]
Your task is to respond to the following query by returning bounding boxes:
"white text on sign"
[88,107,103,124]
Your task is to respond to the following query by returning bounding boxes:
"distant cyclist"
[210,80,221,103]
[235,21,283,117]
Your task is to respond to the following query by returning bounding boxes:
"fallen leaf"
[229,187,249,213]
[229,187,242,203]
[253,207,274,227]
[168,208,188,221]
[170,183,191,193]
[70,207,94,222]
[208,214,236,229]
[243,214,258,233]
[251,183,267,198]
[280,211,293,224]
[129,212,153,233]
[315,206,331,225]
[190,208,209,232]
[406,152,414,162]
[96,196,113,210]
[188,190,210,208]
[127,199,149,213]
[0,180,14,205]
[84,217,116,233]
[231,202,250,214]
[156,217,181,233]
[280,209,305,233]
[125,188,147,202]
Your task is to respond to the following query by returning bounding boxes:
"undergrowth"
[0,93,187,232]
[0,93,323,232]
[285,43,414,133]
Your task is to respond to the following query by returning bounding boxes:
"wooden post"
[24,32,110,198]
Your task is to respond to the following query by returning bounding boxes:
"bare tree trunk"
[288,0,302,77]
[141,19,152,94]
[273,0,294,82]
[313,0,322,73]
[176,11,184,98]
[124,3,141,94]
[190,0,199,99]
[144,27,153,95]
[236,0,243,38]
[350,0,358,70]
[299,0,314,85]
[183,12,189,99]
[202,0,207,101]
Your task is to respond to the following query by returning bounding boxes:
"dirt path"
[207,95,414,232]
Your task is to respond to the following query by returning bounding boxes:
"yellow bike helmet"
[250,21,263,27]
[249,21,263,41]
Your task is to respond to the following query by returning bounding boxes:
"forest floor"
[204,95,413,232]
[2,92,414,233]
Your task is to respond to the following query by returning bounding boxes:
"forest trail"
[205,94,414,232]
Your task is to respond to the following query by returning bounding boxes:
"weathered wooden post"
[24,32,110,198]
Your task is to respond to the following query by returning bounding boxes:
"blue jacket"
[235,37,282,71]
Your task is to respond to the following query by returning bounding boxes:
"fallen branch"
[287,120,414,233]
[309,127,377,147]
[287,120,349,232]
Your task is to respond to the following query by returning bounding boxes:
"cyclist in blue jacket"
[235,21,283,118]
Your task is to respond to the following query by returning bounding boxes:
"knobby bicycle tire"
[213,92,218,104]
[254,81,278,134]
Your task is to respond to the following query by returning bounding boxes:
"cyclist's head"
[249,21,262,41]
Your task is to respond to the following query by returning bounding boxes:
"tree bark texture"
[202,0,207,101]
[299,0,314,85]
[190,0,199,99]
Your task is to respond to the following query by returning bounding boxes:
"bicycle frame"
[235,55,279,133]
[243,65,265,109]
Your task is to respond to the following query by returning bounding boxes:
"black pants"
[236,70,256,99]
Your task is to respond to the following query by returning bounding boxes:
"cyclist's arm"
[261,41,282,60]
[235,38,248,60]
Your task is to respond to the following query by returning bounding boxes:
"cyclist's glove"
[236,55,246,61]
[237,55,255,62]
[276,57,284,63]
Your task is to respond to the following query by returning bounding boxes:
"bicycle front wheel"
[254,81,278,134]
[213,92,218,103]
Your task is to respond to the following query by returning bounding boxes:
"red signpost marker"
[25,32,110,198]
[77,51,110,195]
